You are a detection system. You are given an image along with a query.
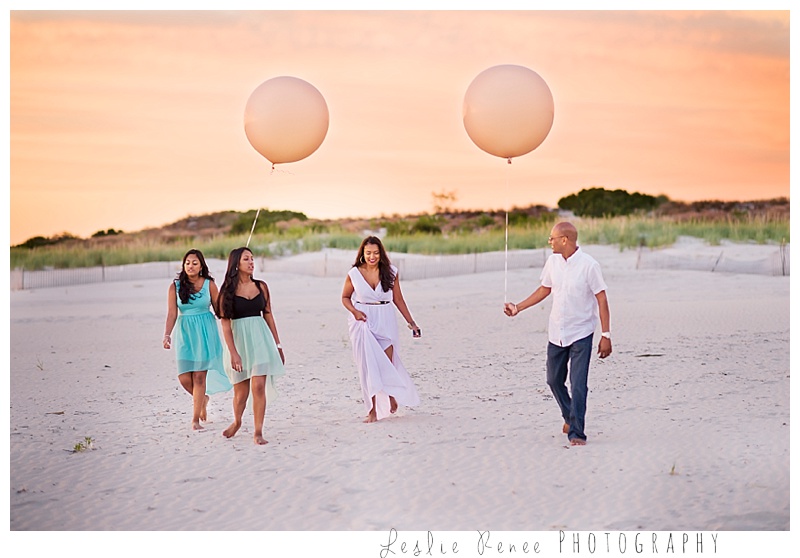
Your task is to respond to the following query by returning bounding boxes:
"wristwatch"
[601,332,611,339]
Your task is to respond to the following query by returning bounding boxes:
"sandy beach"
[7,243,791,553]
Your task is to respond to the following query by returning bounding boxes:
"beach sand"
[7,244,791,552]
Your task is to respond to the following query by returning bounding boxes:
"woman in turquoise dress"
[217,247,285,445]
[163,249,231,430]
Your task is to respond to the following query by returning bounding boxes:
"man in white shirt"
[504,222,612,445]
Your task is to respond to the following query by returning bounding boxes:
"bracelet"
[276,343,282,349]
[164,334,171,338]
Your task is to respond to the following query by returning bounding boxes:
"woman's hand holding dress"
[230,351,243,372]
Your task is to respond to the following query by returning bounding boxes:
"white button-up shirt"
[540,247,607,347]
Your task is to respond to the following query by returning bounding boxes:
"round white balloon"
[244,76,329,165]
[463,64,554,160]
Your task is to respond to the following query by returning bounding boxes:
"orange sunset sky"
[8,8,790,245]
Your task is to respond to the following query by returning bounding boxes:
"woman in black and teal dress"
[216,247,285,445]
[163,249,231,431]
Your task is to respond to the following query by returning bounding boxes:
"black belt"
[356,300,390,305]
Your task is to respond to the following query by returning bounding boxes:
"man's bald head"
[552,221,578,242]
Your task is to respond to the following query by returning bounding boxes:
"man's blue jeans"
[546,333,593,442]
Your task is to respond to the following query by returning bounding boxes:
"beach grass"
[10,214,789,270]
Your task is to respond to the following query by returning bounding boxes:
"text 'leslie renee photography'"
[379,530,720,557]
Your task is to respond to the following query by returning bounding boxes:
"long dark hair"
[176,249,213,304]
[353,236,395,292]
[217,247,268,318]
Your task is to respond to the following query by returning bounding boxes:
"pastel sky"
[8,8,790,245]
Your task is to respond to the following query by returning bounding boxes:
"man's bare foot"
[390,397,398,414]
[192,421,204,431]
[363,410,378,423]
[222,420,241,438]
[562,423,569,434]
[200,395,209,422]
[253,433,268,445]
[570,438,586,446]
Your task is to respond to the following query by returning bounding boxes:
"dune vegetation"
[10,194,789,271]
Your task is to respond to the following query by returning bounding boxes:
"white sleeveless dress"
[347,265,420,420]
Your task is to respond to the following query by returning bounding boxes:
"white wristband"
[276,343,282,349]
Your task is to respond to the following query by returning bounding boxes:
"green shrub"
[229,209,308,235]
[410,215,443,235]
[386,220,413,236]
[558,187,662,217]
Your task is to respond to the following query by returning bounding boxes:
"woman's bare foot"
[363,410,378,423]
[570,438,586,446]
[222,420,241,438]
[253,433,268,445]
[200,395,209,422]
[192,420,204,431]
[390,397,398,414]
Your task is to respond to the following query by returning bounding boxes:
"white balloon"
[463,64,554,160]
[244,76,329,165]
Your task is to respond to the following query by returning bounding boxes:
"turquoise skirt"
[174,311,232,395]
[223,316,285,403]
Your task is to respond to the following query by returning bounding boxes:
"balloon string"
[246,161,285,248]
[246,208,261,248]
[269,163,295,176]
[504,158,511,304]
[504,210,509,304]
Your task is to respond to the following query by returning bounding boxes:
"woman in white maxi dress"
[342,236,421,423]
